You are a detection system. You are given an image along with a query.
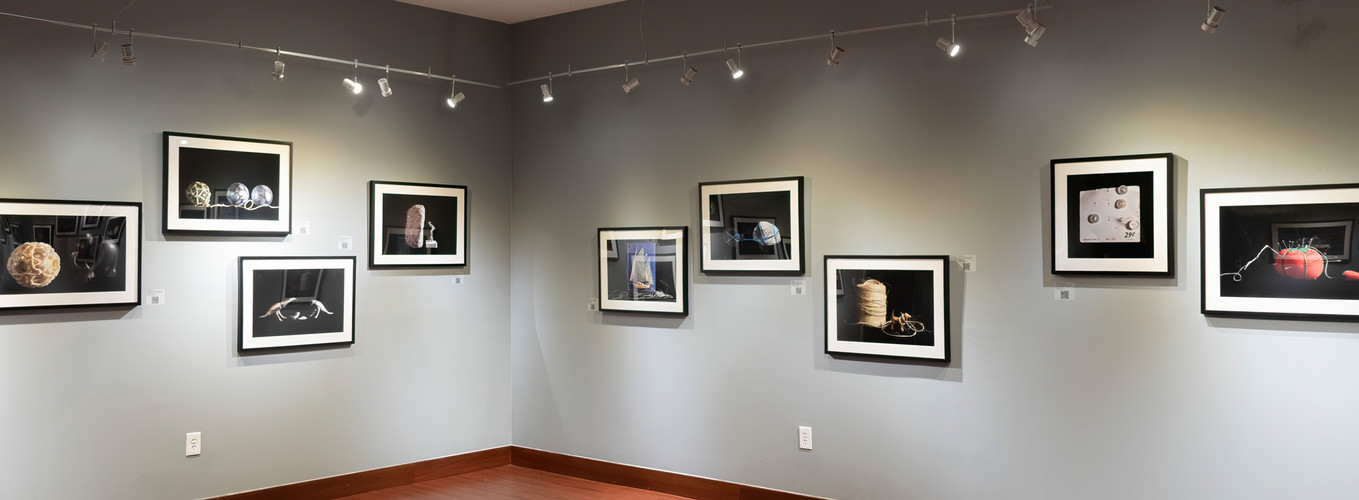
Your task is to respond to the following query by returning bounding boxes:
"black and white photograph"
[163,132,292,235]
[1202,184,1359,321]
[598,227,688,315]
[0,200,141,310]
[368,181,467,267]
[825,255,948,361]
[1051,153,1173,276]
[699,177,804,274]
[239,256,356,351]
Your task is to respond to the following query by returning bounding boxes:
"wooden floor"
[339,465,691,500]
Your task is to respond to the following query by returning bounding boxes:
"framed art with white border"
[598,227,688,315]
[239,256,356,351]
[825,255,949,362]
[1051,153,1173,276]
[368,181,467,268]
[1202,183,1359,322]
[699,177,804,274]
[0,199,141,310]
[163,132,292,236]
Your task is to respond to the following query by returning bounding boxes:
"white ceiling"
[396,0,629,24]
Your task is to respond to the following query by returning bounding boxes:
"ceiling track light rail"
[0,10,501,89]
[505,3,1054,87]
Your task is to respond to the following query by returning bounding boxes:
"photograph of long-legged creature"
[239,256,355,351]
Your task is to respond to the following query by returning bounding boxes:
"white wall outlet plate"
[958,255,977,272]
[185,432,201,456]
[1055,282,1075,301]
[791,279,806,296]
[298,221,311,235]
[798,426,813,450]
[148,289,165,306]
[337,236,353,251]
[587,298,599,312]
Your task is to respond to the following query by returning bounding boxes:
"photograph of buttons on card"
[1051,153,1174,276]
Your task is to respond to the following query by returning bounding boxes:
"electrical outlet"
[185,432,202,456]
[798,426,813,451]
[791,279,806,296]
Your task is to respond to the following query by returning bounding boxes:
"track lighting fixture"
[446,78,465,108]
[827,31,844,66]
[935,15,961,57]
[90,25,109,61]
[621,62,639,93]
[679,53,697,86]
[121,29,136,66]
[1016,4,1046,46]
[726,44,744,79]
[541,73,554,102]
[342,59,363,94]
[378,66,393,97]
[271,48,285,80]
[1202,4,1226,33]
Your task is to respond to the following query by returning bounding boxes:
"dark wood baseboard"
[210,446,511,500]
[511,446,823,500]
[211,445,822,500]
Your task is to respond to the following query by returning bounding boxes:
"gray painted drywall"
[509,1,1359,499]
[0,1,511,498]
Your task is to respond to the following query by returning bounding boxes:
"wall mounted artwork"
[598,227,688,315]
[1202,183,1359,321]
[0,199,141,310]
[1051,153,1173,276]
[368,181,467,268]
[825,255,949,361]
[163,132,292,236]
[699,177,804,274]
[239,256,355,351]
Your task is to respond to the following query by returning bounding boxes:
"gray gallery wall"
[0,1,511,498]
[509,1,1359,499]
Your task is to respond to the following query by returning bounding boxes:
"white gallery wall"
[0,1,512,498]
[509,0,1359,499]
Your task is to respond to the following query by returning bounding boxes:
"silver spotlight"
[91,25,109,61]
[378,78,393,97]
[827,46,845,66]
[622,77,640,93]
[446,78,465,108]
[936,15,961,57]
[1202,6,1225,33]
[727,44,744,79]
[121,29,136,66]
[680,66,698,86]
[272,60,285,81]
[1016,7,1046,46]
[342,78,362,94]
[540,82,554,103]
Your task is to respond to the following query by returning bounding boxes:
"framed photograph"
[825,256,949,361]
[699,177,804,274]
[598,227,688,315]
[1203,183,1359,321]
[368,181,467,267]
[1051,153,1173,276]
[0,199,141,310]
[164,131,292,235]
[239,256,355,351]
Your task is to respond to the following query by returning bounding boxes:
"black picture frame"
[698,177,805,274]
[0,199,142,311]
[1202,183,1359,322]
[824,255,950,362]
[367,181,467,268]
[1051,153,1174,276]
[238,256,356,351]
[598,227,689,315]
[163,131,293,236]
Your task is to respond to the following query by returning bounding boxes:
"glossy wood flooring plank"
[341,465,691,500]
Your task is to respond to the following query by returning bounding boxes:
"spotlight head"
[936,37,961,57]
[446,91,466,108]
[726,58,744,79]
[1024,24,1046,46]
[378,77,393,97]
[92,40,110,61]
[680,66,698,86]
[272,60,286,81]
[827,46,845,66]
[540,83,554,102]
[120,43,136,65]
[622,77,640,94]
[342,77,363,94]
[1202,6,1226,33]
[1016,10,1046,46]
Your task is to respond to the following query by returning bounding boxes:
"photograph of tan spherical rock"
[7,242,61,288]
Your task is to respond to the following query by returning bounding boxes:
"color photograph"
[0,200,141,310]
[239,256,355,350]
[1051,153,1173,275]
[699,177,804,274]
[164,132,292,235]
[598,227,688,315]
[369,181,467,267]
[825,256,949,361]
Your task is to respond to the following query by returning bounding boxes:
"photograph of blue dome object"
[699,177,805,274]
[163,132,292,236]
